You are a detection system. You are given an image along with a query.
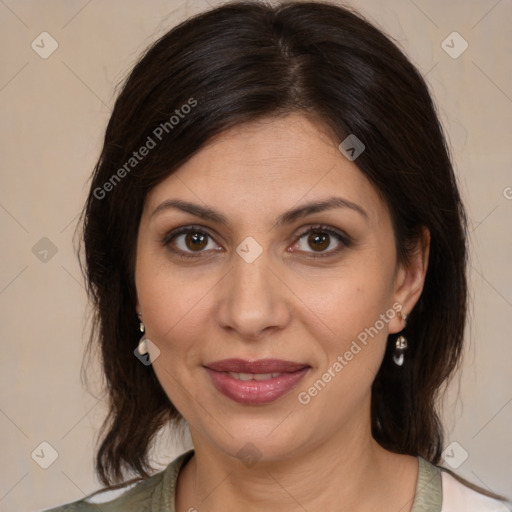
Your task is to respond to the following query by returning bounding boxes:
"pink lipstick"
[204,358,310,405]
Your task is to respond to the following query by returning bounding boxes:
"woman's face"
[135,113,427,462]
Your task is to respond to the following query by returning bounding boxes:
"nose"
[215,248,292,341]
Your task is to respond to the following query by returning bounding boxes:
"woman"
[45,1,510,510]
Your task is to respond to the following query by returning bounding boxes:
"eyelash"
[161,224,351,260]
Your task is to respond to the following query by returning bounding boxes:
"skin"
[135,112,430,512]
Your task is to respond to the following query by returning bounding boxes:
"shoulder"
[41,450,194,512]
[440,470,511,512]
[414,458,510,512]
[41,472,163,512]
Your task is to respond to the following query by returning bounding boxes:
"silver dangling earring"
[137,319,148,355]
[393,335,408,366]
[393,311,408,366]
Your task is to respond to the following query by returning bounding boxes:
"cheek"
[135,252,222,409]
[299,259,396,398]
[301,259,395,338]
[135,256,210,413]
[296,274,394,417]
[135,245,212,339]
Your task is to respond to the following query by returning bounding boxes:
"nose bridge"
[216,243,290,338]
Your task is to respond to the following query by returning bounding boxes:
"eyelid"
[160,223,351,259]
[290,224,351,257]
[160,224,220,259]
[295,224,351,245]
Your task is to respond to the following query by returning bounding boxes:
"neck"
[176,413,418,512]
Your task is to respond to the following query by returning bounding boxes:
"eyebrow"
[150,196,368,227]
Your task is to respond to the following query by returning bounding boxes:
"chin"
[201,415,310,465]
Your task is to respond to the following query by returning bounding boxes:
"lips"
[205,358,308,373]
[204,358,310,405]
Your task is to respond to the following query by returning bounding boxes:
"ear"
[388,226,430,334]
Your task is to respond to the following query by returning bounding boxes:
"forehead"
[144,113,387,227]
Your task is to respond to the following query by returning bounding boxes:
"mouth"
[222,371,285,381]
[203,358,310,405]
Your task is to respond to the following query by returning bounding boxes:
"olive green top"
[44,450,447,512]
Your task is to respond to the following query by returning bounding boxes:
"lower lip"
[204,367,310,405]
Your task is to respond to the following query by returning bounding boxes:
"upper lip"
[204,358,309,373]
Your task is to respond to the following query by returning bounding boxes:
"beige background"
[0,0,511,510]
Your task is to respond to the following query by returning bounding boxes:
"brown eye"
[184,232,208,251]
[292,225,350,258]
[307,232,330,252]
[162,226,219,258]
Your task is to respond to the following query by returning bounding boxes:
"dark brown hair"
[80,0,469,490]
